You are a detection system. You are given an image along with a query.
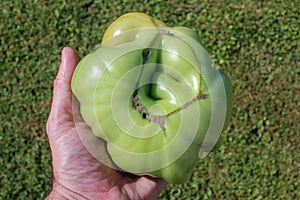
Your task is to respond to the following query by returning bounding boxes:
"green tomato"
[71,12,232,183]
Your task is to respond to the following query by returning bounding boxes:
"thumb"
[47,47,80,135]
[55,47,80,86]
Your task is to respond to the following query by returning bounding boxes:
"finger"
[51,47,79,114]
[47,47,80,134]
[136,176,168,199]
[55,47,80,85]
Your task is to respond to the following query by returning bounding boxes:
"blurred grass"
[0,0,299,199]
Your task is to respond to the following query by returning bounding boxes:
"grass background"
[1,0,299,199]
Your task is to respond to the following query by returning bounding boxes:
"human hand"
[46,47,167,199]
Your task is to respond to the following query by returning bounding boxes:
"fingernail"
[57,47,68,79]
[61,47,67,65]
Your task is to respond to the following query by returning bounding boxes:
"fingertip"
[61,47,80,67]
[157,178,168,188]
[61,47,79,60]
[141,175,168,189]
[57,47,80,83]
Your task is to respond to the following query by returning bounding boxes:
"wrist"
[46,190,67,200]
[46,181,88,200]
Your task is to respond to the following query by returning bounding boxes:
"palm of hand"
[46,47,166,200]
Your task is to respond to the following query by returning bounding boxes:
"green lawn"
[1,0,299,199]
